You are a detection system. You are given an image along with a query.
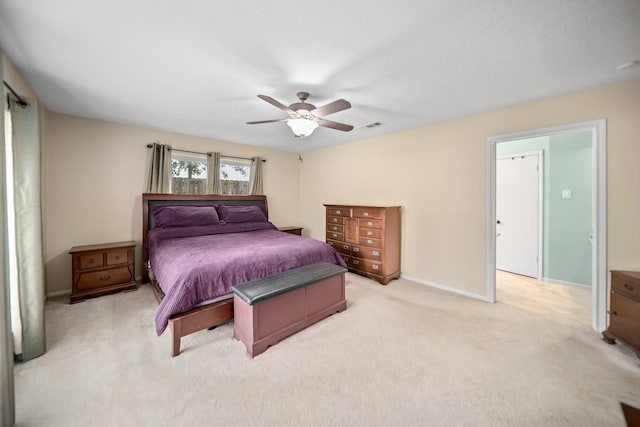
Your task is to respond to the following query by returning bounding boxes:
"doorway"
[486,120,607,333]
[496,151,542,279]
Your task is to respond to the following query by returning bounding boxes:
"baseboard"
[47,278,146,300]
[400,274,493,303]
[47,289,71,298]
[542,277,591,289]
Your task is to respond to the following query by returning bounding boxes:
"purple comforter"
[147,221,347,334]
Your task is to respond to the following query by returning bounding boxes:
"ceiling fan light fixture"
[287,118,318,137]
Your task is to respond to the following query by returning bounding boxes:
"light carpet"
[14,273,640,426]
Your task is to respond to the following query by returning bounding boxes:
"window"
[171,154,207,194]
[220,157,250,195]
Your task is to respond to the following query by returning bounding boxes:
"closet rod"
[146,144,266,162]
[3,81,29,107]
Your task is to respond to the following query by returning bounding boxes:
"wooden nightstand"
[278,226,303,236]
[69,241,137,303]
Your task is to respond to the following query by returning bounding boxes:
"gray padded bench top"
[232,262,347,305]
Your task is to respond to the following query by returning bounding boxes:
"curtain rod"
[3,81,29,107]
[146,144,266,162]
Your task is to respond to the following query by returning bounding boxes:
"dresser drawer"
[326,231,344,241]
[353,208,383,219]
[327,216,344,225]
[339,254,352,267]
[612,271,640,301]
[327,239,350,255]
[350,257,383,275]
[327,207,350,217]
[351,246,382,260]
[359,219,382,229]
[359,227,382,239]
[75,266,133,291]
[79,253,104,270]
[106,249,129,266]
[358,237,382,249]
[327,224,344,233]
[608,292,640,350]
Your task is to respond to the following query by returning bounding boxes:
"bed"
[142,193,347,356]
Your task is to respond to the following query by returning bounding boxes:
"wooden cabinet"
[603,270,640,358]
[69,241,137,303]
[324,204,400,285]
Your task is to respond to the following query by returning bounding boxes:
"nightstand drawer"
[79,253,104,270]
[76,266,133,291]
[106,250,129,266]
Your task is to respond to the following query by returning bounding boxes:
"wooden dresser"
[602,270,640,358]
[324,204,400,285]
[69,241,137,303]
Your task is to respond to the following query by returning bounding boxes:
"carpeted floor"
[14,273,640,426]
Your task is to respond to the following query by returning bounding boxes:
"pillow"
[152,205,220,228]
[216,204,267,223]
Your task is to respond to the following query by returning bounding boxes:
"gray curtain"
[9,98,46,362]
[1,53,17,426]
[146,143,172,193]
[206,152,221,194]
[248,157,264,195]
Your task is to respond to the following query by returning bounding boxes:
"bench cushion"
[232,262,347,305]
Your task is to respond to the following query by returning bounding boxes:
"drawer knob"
[336,210,341,214]
[623,283,634,291]
[99,275,111,282]
[367,222,373,226]
[363,212,369,217]
[372,264,379,270]
[607,309,617,315]
[353,247,359,253]
[115,256,120,260]
[367,231,373,236]
[353,260,359,265]
[372,251,379,257]
[343,245,349,250]
[89,259,95,264]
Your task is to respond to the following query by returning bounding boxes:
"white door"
[496,152,541,278]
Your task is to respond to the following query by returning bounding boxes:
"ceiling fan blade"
[317,118,354,132]
[311,99,351,117]
[257,95,297,116]
[246,118,287,125]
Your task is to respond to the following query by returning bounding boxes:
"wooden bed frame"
[142,193,269,357]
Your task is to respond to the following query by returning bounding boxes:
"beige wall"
[44,114,300,294]
[300,78,640,297]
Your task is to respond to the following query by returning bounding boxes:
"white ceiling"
[1,1,639,153]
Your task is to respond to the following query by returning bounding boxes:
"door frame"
[496,150,543,280]
[486,119,607,332]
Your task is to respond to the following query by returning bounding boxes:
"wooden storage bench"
[232,263,347,357]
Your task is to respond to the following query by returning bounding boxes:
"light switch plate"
[562,189,572,199]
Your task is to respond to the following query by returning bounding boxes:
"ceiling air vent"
[361,121,382,129]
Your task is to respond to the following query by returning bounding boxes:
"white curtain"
[248,157,263,195]
[1,54,17,425]
[8,97,46,362]
[146,143,172,193]
[206,152,221,194]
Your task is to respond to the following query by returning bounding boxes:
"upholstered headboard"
[141,193,268,283]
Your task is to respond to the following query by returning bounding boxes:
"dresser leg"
[602,331,616,345]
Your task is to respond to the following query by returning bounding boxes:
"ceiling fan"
[246,92,354,137]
